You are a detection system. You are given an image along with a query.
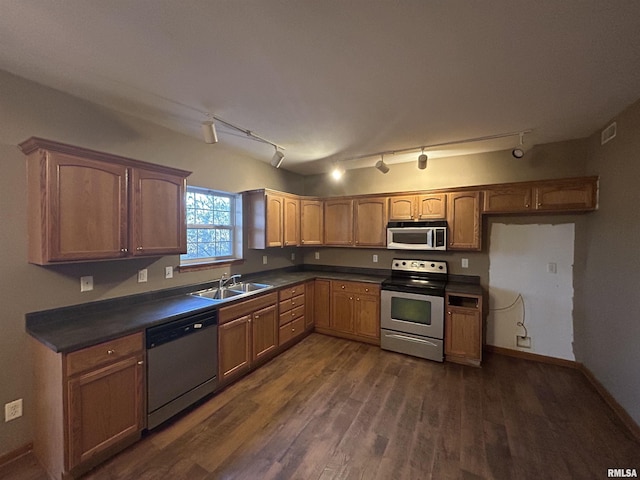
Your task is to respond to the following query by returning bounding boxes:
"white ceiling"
[1,1,640,175]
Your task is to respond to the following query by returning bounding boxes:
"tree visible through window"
[181,186,238,263]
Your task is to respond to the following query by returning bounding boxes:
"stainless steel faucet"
[220,273,241,289]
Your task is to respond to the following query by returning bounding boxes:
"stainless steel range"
[380,258,447,362]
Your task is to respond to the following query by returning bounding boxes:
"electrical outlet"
[314,251,320,260]
[373,254,378,263]
[137,269,148,283]
[461,258,469,268]
[262,255,268,265]
[80,276,93,292]
[5,399,22,422]
[547,262,557,274]
[291,253,295,261]
[516,335,532,348]
[164,266,173,279]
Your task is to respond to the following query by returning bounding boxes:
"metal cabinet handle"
[120,248,128,253]
[356,297,360,301]
[137,246,143,251]
[107,349,115,355]
[365,288,369,292]
[341,285,346,289]
[255,315,259,319]
[349,296,353,300]
[137,360,144,365]
[525,204,530,208]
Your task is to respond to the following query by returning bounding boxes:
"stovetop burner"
[381,258,448,296]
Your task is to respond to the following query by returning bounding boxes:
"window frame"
[180,186,243,267]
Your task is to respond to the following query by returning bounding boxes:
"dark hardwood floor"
[3,333,639,479]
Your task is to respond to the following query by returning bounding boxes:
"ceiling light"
[201,121,218,144]
[512,132,527,158]
[271,147,285,168]
[375,155,389,174]
[418,148,428,169]
[331,164,344,180]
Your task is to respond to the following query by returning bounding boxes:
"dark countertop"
[26,268,387,354]
[446,281,483,296]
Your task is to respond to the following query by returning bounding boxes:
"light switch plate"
[262,255,268,265]
[165,266,173,279]
[461,258,469,268]
[373,254,378,263]
[314,251,320,260]
[137,269,148,283]
[80,276,93,292]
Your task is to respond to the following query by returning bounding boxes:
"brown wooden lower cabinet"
[445,293,483,367]
[218,292,278,384]
[278,283,307,345]
[32,332,145,480]
[316,280,380,345]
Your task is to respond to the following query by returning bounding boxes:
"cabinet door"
[388,196,416,221]
[354,197,387,247]
[445,307,481,361]
[314,280,331,328]
[417,193,446,219]
[301,200,324,246]
[446,191,481,251]
[218,316,251,382]
[44,152,128,262]
[305,280,315,329]
[130,168,186,256]
[330,290,355,333]
[324,199,353,245]
[534,179,596,211]
[283,196,300,246]
[265,193,284,247]
[483,186,532,213]
[252,304,278,361]
[354,294,380,341]
[67,354,144,469]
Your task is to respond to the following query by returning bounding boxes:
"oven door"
[380,289,444,338]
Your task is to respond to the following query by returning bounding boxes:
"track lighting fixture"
[512,132,527,158]
[375,155,390,174]
[201,120,218,144]
[418,148,428,169]
[271,147,285,168]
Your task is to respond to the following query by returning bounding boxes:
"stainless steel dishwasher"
[146,309,218,429]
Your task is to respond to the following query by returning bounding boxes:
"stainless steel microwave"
[386,221,447,250]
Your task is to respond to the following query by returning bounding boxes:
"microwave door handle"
[426,228,433,247]
[386,333,439,347]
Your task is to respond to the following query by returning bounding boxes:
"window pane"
[181,186,238,264]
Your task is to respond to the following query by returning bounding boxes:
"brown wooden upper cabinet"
[389,193,446,221]
[247,190,300,248]
[354,196,388,247]
[446,191,481,251]
[20,138,190,265]
[324,198,354,245]
[483,176,597,214]
[300,199,324,246]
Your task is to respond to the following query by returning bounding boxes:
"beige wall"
[0,70,303,456]
[580,97,640,425]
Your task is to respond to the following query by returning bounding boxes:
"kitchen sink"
[227,282,272,293]
[190,287,243,300]
[190,282,272,300]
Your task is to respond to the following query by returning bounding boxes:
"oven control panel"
[391,258,448,274]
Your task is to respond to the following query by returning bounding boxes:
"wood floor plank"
[4,336,640,480]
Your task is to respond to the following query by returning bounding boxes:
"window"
[181,186,242,265]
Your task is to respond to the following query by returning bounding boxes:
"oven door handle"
[384,333,439,347]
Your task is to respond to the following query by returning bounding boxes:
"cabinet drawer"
[279,294,305,313]
[278,283,305,301]
[279,304,305,326]
[279,317,305,344]
[66,332,143,376]
[220,292,278,323]
[331,281,379,295]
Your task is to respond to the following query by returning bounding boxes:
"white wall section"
[487,223,575,360]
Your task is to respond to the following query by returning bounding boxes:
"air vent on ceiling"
[601,122,617,145]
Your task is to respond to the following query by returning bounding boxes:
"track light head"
[418,149,428,169]
[375,158,389,174]
[271,149,285,168]
[512,132,529,158]
[201,121,218,144]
